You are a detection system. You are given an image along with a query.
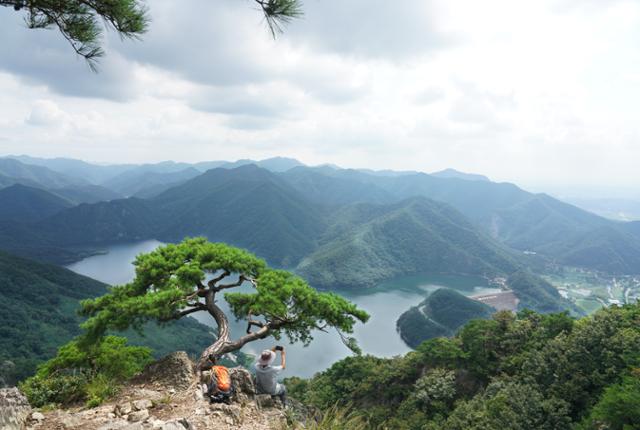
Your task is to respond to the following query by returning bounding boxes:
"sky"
[0,0,639,194]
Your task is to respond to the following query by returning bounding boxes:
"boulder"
[133,352,195,390]
[115,402,133,416]
[230,367,255,396]
[132,399,153,411]
[0,388,32,430]
[255,394,276,409]
[161,418,195,430]
[31,411,45,422]
[127,409,149,422]
[61,414,82,428]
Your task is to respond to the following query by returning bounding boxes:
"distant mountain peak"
[431,168,490,182]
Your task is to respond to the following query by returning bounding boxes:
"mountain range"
[1,155,639,309]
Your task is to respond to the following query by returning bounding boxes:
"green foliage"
[443,380,571,430]
[289,304,640,429]
[85,373,119,408]
[577,375,640,430]
[397,288,495,348]
[256,0,304,37]
[283,405,369,430]
[225,269,369,346]
[0,250,105,385]
[5,0,148,69]
[19,372,88,408]
[20,336,152,407]
[0,249,223,385]
[80,238,368,355]
[507,270,568,313]
[297,197,520,290]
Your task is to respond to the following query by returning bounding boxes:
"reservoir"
[66,240,500,377]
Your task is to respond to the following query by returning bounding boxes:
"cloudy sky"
[0,0,639,193]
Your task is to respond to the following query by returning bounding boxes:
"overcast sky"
[0,0,638,192]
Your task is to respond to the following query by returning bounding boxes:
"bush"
[86,373,120,408]
[20,335,152,407]
[20,372,89,407]
[578,375,640,430]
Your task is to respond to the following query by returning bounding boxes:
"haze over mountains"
[1,154,639,315]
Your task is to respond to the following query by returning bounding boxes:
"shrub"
[20,335,152,407]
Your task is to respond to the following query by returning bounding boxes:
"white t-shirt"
[255,363,283,394]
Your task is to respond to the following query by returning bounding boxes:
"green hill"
[0,251,215,386]
[289,304,640,429]
[0,184,73,222]
[296,197,519,289]
[103,167,201,197]
[396,288,494,348]
[152,165,327,267]
[506,270,569,313]
[282,167,640,275]
[0,158,87,189]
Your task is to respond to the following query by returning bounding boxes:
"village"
[543,268,640,314]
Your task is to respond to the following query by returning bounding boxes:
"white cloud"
[26,100,67,126]
[0,0,639,192]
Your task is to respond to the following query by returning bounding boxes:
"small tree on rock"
[80,237,369,366]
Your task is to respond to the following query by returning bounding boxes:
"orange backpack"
[211,365,232,392]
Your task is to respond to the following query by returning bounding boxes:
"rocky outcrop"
[0,387,32,430]
[132,352,195,390]
[25,352,294,430]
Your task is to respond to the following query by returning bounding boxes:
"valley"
[64,240,500,377]
[1,155,639,382]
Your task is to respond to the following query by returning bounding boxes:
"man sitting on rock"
[255,346,287,406]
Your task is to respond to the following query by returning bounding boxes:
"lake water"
[66,240,500,378]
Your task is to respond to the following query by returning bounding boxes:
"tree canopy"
[1,0,303,69]
[80,237,369,365]
[287,304,640,429]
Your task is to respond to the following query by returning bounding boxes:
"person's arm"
[280,348,286,370]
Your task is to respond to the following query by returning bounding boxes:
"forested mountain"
[0,158,87,189]
[396,288,495,348]
[197,156,304,172]
[280,166,640,275]
[103,167,201,197]
[0,159,122,204]
[296,197,519,289]
[152,165,326,267]
[1,160,639,298]
[51,184,122,205]
[281,166,396,206]
[0,250,215,386]
[0,184,72,222]
[289,304,640,429]
[5,155,134,184]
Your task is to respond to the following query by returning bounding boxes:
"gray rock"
[122,424,145,430]
[115,402,133,416]
[61,414,82,428]
[132,399,153,411]
[133,352,195,390]
[31,411,45,421]
[0,387,31,430]
[255,394,275,409]
[127,409,149,422]
[230,367,255,396]
[98,422,130,430]
[162,418,195,430]
[151,419,166,429]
